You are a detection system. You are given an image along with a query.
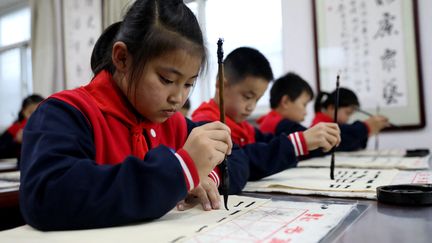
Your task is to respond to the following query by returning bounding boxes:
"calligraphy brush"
[217,38,229,210]
[356,108,398,128]
[330,73,340,180]
[375,105,380,151]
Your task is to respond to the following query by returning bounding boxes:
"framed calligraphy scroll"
[312,0,425,130]
[63,0,103,89]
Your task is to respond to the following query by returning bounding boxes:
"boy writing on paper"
[192,47,341,181]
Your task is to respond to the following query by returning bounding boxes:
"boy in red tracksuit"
[257,72,313,137]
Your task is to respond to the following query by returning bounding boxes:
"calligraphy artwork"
[313,0,424,128]
[63,0,102,89]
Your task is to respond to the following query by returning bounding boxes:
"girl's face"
[223,76,269,123]
[118,49,201,123]
[327,105,356,124]
[281,91,311,123]
[337,106,356,124]
[23,103,40,120]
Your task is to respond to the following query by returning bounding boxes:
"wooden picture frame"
[312,0,425,130]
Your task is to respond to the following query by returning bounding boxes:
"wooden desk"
[0,187,22,231]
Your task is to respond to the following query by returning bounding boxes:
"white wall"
[282,0,432,149]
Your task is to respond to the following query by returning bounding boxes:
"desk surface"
[335,199,431,243]
[243,192,432,243]
[0,156,430,241]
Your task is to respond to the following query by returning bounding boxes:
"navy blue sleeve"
[242,134,298,181]
[275,119,307,135]
[20,99,190,230]
[186,120,296,192]
[337,121,369,151]
[274,118,367,155]
[254,128,275,143]
[185,119,250,195]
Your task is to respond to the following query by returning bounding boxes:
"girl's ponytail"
[314,88,360,112]
[314,92,329,113]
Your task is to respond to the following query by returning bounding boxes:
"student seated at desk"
[20,0,256,231]
[0,94,44,160]
[312,88,389,151]
[257,73,377,153]
[257,72,313,136]
[192,47,340,177]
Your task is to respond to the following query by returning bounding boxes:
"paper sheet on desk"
[298,155,430,170]
[0,159,18,171]
[0,171,20,181]
[187,200,355,243]
[244,168,399,199]
[391,170,432,184]
[0,196,266,243]
[335,149,406,157]
[0,180,20,190]
[0,195,355,243]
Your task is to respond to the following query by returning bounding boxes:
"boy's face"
[224,76,269,123]
[281,91,311,122]
[118,48,201,123]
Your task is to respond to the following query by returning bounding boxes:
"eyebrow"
[245,90,257,97]
[160,67,199,80]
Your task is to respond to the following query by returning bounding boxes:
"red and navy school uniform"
[0,119,27,159]
[257,110,307,136]
[191,99,308,180]
[19,71,250,230]
[311,112,369,151]
[257,110,333,159]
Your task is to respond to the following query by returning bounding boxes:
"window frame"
[0,2,32,130]
[186,0,284,119]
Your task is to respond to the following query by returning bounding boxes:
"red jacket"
[7,119,27,138]
[192,99,256,147]
[311,112,334,126]
[192,99,308,157]
[256,110,284,134]
[50,71,200,190]
[20,71,249,230]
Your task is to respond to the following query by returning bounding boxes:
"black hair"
[182,98,191,110]
[314,87,360,112]
[223,47,273,85]
[269,72,314,109]
[90,0,206,92]
[17,94,44,122]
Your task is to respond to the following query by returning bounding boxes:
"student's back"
[257,72,313,136]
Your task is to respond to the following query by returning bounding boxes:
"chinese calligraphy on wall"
[318,0,408,108]
[63,0,102,89]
